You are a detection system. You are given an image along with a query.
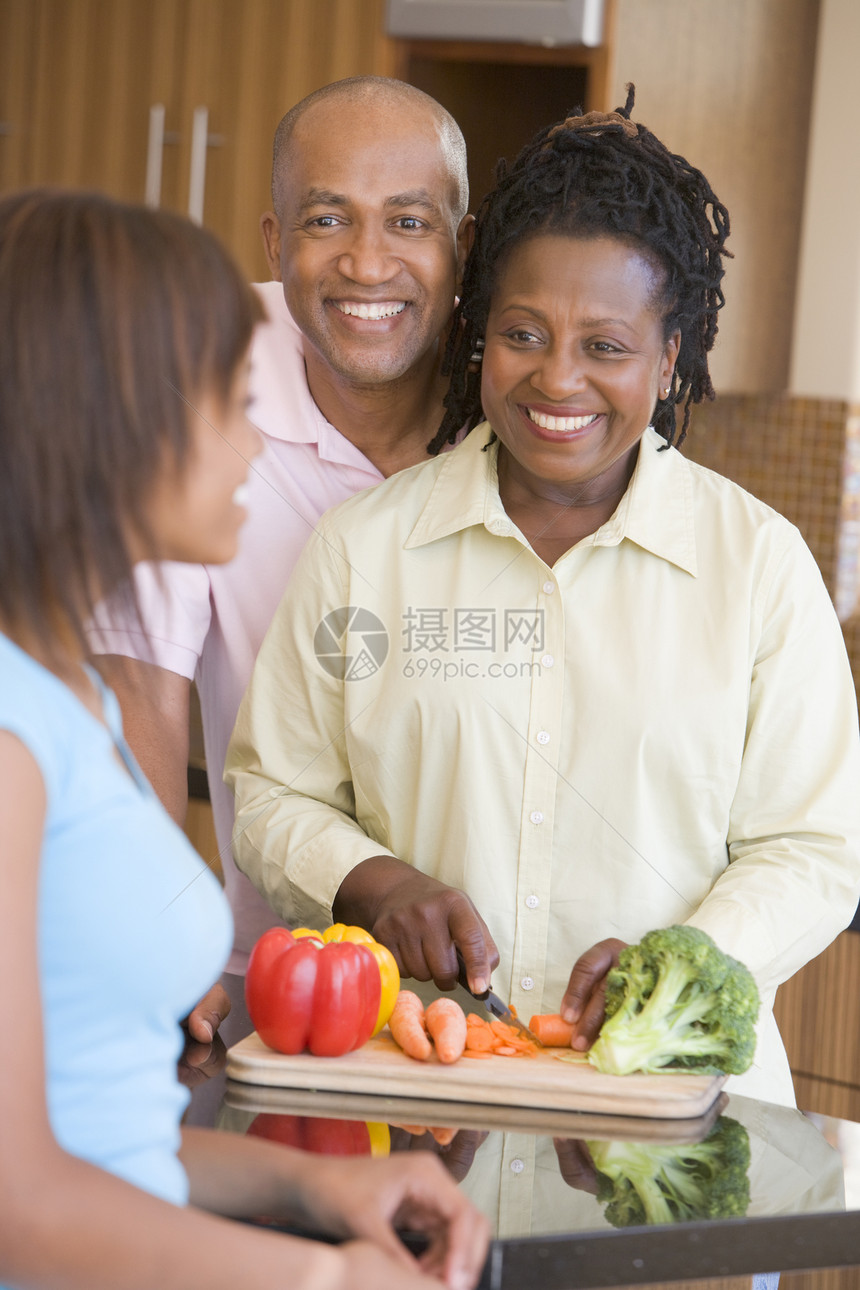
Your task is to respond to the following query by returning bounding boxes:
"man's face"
[261,99,470,391]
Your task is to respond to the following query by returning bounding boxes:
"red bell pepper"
[245,926,381,1057]
[247,1112,372,1155]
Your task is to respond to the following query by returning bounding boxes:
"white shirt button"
[529,810,544,825]
[510,1158,525,1174]
[525,894,540,909]
[541,654,554,668]
[542,580,555,594]
[521,976,535,991]
[492,518,511,535]
[536,730,550,745]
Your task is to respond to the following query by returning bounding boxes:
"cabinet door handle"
[145,104,166,207]
[188,105,209,224]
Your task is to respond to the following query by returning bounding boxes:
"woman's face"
[481,234,680,504]
[138,356,261,566]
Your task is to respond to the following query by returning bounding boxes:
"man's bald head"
[271,76,468,224]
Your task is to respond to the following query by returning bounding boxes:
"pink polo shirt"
[90,281,383,972]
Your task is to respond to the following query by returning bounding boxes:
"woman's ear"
[456,214,476,291]
[661,329,682,390]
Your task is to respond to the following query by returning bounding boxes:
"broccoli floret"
[588,925,760,1077]
[588,1115,752,1227]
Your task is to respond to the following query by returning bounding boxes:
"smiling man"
[91,77,474,1042]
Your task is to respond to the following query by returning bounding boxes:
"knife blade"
[455,950,543,1046]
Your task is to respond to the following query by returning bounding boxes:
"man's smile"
[331,300,408,320]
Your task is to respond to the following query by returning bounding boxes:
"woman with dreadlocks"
[227,90,860,1109]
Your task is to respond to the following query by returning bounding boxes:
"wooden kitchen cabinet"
[0,0,396,279]
[0,2,188,210]
[774,932,860,1121]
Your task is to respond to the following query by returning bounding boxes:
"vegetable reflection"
[553,1116,751,1226]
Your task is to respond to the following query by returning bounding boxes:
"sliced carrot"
[389,990,433,1061]
[464,1028,494,1052]
[490,1019,520,1042]
[504,1039,539,1057]
[425,997,468,1064]
[528,1013,576,1048]
[494,1045,518,1056]
[462,1049,494,1059]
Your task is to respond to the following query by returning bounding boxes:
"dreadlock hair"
[429,85,730,455]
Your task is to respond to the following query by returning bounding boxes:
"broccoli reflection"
[583,1115,751,1226]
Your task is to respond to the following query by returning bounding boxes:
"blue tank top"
[0,632,232,1210]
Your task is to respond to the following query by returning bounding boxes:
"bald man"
[92,77,481,1042]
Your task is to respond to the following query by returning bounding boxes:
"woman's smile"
[521,405,603,438]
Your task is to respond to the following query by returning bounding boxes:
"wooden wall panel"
[173,0,399,279]
[606,0,820,396]
[0,0,39,191]
[784,1271,860,1290]
[0,0,398,278]
[184,797,223,883]
[774,933,860,1105]
[24,0,185,199]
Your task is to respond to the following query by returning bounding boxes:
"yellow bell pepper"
[319,924,400,1035]
[321,923,374,944]
[290,927,325,945]
[366,1121,391,1156]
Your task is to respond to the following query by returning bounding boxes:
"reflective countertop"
[181,1022,860,1290]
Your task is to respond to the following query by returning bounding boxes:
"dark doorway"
[405,56,589,209]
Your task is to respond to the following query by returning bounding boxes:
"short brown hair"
[0,189,264,654]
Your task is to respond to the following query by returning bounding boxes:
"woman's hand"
[334,856,499,995]
[291,1150,490,1289]
[560,938,627,1050]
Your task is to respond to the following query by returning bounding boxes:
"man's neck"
[303,345,448,478]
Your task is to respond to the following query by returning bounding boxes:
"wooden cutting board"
[226,1031,726,1120]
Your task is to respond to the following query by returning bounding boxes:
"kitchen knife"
[455,950,543,1045]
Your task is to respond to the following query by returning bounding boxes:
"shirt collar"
[405,423,698,577]
[247,282,320,446]
[246,282,383,476]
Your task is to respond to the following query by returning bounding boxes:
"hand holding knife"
[455,949,543,1045]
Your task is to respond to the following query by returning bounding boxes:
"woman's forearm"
[2,1141,345,1290]
[180,1125,325,1221]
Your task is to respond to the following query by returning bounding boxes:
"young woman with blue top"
[0,189,488,1290]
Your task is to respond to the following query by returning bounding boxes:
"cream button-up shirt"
[226,425,860,1106]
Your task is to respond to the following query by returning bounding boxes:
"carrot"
[464,1026,494,1052]
[462,1012,540,1057]
[463,1049,494,1059]
[388,990,433,1061]
[528,1013,576,1047]
[425,997,468,1064]
[503,1036,539,1057]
